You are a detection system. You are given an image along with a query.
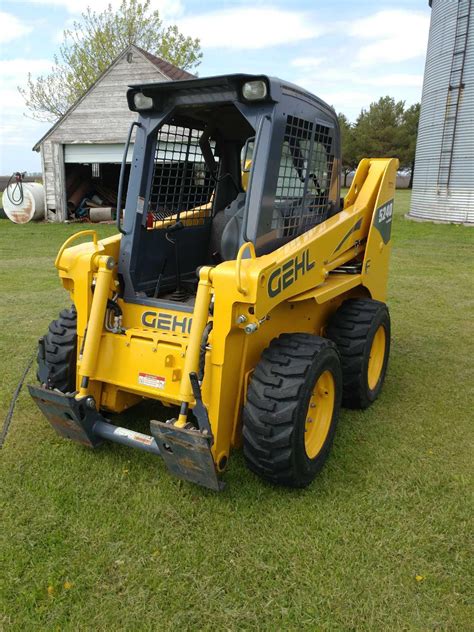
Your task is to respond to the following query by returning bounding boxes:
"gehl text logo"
[268,249,315,298]
[142,311,193,333]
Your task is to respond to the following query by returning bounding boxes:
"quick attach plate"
[28,385,103,448]
[150,420,224,491]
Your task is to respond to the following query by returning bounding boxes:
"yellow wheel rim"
[367,325,386,390]
[304,370,335,459]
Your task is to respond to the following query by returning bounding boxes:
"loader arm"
[213,158,398,324]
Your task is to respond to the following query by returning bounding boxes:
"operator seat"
[209,192,246,261]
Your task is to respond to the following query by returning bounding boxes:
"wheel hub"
[304,370,335,459]
[367,325,386,390]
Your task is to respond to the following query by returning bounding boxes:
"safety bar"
[116,121,142,235]
[55,230,98,272]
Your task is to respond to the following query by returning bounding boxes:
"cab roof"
[127,73,335,116]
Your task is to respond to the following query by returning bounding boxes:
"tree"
[353,96,406,160]
[399,103,421,188]
[338,113,359,187]
[349,96,422,188]
[19,0,202,122]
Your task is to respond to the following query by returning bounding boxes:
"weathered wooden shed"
[33,44,194,221]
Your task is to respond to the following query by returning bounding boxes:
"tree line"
[338,100,420,188]
[19,0,420,188]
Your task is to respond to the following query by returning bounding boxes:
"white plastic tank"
[2,182,45,224]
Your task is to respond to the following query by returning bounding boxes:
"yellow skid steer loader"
[29,75,398,490]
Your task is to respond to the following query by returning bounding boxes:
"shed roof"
[135,46,196,81]
[33,44,195,151]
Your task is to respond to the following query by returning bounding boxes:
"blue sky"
[0,0,431,173]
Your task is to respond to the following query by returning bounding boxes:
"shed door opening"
[64,143,133,221]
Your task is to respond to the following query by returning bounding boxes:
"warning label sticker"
[138,372,165,390]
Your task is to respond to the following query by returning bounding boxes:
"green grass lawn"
[1,191,473,630]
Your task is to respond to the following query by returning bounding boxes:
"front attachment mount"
[28,384,223,491]
[29,384,103,448]
[150,420,223,491]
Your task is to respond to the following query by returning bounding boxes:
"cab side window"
[303,126,333,230]
[259,115,334,247]
[274,117,313,237]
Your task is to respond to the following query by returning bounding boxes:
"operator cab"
[118,74,340,308]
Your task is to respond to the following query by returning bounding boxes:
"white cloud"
[294,78,422,120]
[291,57,325,70]
[53,17,77,43]
[0,59,54,158]
[292,63,423,90]
[349,9,430,66]
[0,89,25,111]
[14,0,183,19]
[0,12,32,43]
[287,9,428,117]
[309,88,373,113]
[0,59,53,77]
[178,8,322,50]
[0,117,49,148]
[0,58,53,116]
[362,73,423,88]
[291,67,423,121]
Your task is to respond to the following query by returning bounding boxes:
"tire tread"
[37,305,77,392]
[243,334,338,486]
[326,298,390,408]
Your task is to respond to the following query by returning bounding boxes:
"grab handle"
[235,241,256,295]
[117,121,141,235]
[55,230,98,271]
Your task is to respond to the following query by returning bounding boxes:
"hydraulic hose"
[6,172,26,206]
[0,356,34,448]
[198,321,213,383]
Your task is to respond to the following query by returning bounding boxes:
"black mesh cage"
[147,124,218,229]
[271,115,334,239]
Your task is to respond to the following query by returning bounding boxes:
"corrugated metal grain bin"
[409,0,474,224]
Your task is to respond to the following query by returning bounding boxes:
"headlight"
[133,92,153,110]
[242,80,268,101]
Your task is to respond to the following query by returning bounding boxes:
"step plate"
[150,420,223,491]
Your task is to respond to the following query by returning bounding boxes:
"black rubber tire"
[326,298,390,409]
[242,333,342,488]
[37,306,77,392]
